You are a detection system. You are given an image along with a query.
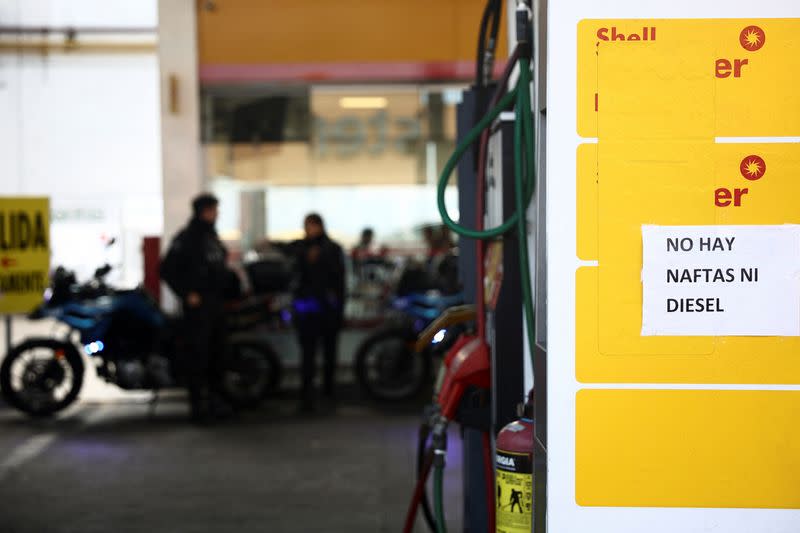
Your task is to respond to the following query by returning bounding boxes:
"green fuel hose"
[433,457,448,533]
[513,57,537,374]
[436,54,537,375]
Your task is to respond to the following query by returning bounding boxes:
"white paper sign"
[641,225,800,336]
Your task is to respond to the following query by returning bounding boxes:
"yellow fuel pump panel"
[577,19,800,139]
[572,17,800,510]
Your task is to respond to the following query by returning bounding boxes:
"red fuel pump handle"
[437,337,491,420]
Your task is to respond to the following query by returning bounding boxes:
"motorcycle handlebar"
[94,264,112,279]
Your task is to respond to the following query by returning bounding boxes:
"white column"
[158,0,202,245]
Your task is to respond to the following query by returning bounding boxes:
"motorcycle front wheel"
[354,326,432,402]
[0,338,84,417]
[218,339,283,409]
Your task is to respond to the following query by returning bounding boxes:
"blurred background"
[0,0,510,284]
[0,1,512,531]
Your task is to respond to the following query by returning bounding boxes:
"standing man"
[351,227,374,270]
[291,213,346,412]
[160,193,229,422]
[350,227,371,285]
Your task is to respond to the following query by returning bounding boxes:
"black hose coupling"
[432,419,449,468]
[431,415,449,465]
[433,448,447,468]
[516,3,533,59]
[423,403,440,428]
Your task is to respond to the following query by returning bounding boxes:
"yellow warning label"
[496,450,532,533]
[0,197,50,315]
[484,241,504,310]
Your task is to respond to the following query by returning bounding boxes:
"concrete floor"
[0,318,465,533]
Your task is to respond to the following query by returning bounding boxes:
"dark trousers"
[182,302,225,416]
[295,312,341,405]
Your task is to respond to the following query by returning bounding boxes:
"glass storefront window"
[201,83,463,249]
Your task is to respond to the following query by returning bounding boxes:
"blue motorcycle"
[0,264,282,417]
[354,290,464,401]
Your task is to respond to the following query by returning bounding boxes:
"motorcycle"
[0,264,283,417]
[354,290,465,401]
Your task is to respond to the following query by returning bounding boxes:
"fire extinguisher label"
[496,449,533,533]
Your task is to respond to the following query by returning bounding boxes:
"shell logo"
[739,25,766,52]
[740,155,766,181]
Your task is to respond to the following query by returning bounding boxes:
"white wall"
[0,0,162,285]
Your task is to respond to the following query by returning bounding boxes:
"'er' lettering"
[715,188,748,207]
[715,58,748,78]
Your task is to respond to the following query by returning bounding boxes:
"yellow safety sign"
[0,197,50,314]
[496,449,532,533]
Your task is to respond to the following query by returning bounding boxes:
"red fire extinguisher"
[495,390,534,533]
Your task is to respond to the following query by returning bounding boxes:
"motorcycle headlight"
[83,341,105,355]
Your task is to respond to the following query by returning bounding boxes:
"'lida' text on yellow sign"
[0,197,50,314]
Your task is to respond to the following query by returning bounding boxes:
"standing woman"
[291,213,346,412]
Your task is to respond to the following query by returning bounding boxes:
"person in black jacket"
[160,193,229,422]
[290,213,346,412]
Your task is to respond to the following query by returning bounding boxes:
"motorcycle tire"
[0,338,84,417]
[218,339,283,409]
[354,326,432,402]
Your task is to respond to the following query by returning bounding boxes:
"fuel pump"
[402,2,539,532]
[433,1,539,531]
